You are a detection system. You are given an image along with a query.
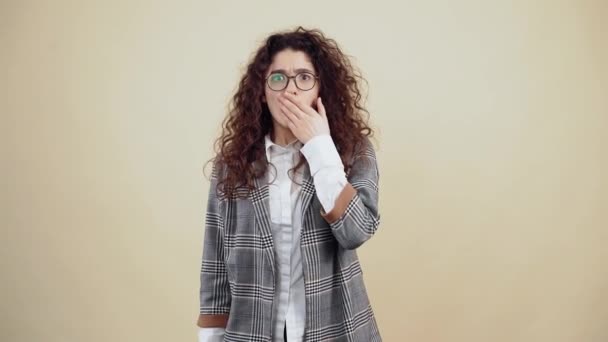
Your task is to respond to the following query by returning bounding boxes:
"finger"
[279,96,306,119]
[280,102,300,124]
[283,93,317,117]
[281,105,297,132]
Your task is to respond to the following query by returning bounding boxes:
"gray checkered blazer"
[198,137,382,342]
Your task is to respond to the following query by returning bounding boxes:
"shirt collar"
[264,133,303,160]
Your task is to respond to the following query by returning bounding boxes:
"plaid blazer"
[198,137,382,342]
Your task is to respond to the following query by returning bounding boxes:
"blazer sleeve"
[319,137,381,250]
[197,161,231,328]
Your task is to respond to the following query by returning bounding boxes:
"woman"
[197,26,382,342]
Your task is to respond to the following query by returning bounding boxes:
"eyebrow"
[269,68,315,75]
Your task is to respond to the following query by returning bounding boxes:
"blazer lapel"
[298,163,316,224]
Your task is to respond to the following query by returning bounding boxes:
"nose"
[284,77,298,95]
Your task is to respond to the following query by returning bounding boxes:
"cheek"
[306,96,318,108]
[308,90,320,107]
[269,96,282,111]
[266,96,285,118]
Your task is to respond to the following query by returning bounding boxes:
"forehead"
[268,49,315,74]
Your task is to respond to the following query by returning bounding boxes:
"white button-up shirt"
[198,134,347,342]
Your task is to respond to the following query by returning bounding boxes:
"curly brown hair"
[204,26,377,200]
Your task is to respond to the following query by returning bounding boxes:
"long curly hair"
[204,26,377,200]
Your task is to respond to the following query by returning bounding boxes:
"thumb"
[317,97,326,117]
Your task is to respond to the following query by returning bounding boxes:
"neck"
[271,124,297,147]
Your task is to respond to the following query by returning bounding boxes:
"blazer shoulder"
[351,135,378,164]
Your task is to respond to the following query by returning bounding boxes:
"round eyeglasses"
[265,72,319,91]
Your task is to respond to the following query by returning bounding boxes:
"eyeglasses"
[265,72,319,91]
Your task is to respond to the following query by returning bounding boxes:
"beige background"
[2,0,607,341]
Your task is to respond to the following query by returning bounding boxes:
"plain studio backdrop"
[2,1,607,341]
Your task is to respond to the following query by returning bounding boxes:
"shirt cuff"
[300,134,344,176]
[198,327,226,342]
[314,168,348,213]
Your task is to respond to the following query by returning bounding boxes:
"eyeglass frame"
[265,71,320,91]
